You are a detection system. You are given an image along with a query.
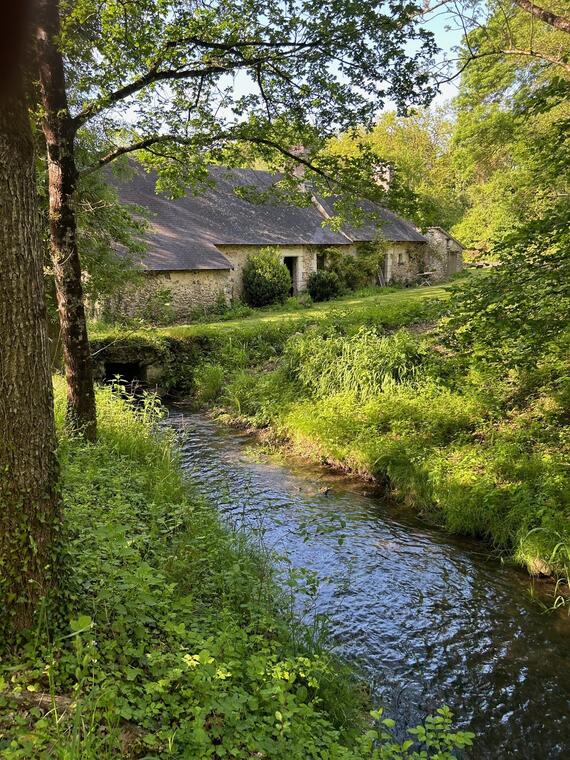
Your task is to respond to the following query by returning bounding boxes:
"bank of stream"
[168,411,570,759]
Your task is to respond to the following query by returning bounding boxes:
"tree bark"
[0,72,62,641]
[513,0,570,34]
[35,0,97,440]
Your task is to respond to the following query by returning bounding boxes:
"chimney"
[290,144,310,179]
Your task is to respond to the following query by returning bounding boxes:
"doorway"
[283,256,298,295]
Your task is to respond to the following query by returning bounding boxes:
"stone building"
[109,165,463,320]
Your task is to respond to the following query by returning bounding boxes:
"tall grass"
[207,324,570,584]
[284,328,430,399]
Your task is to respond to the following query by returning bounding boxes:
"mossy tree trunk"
[0,65,63,642]
[35,0,97,441]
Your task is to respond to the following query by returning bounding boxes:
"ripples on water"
[168,412,570,759]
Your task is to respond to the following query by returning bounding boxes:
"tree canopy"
[62,0,438,183]
[446,0,570,251]
[325,108,467,230]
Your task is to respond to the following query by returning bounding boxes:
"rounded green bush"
[307,270,342,302]
[242,248,291,307]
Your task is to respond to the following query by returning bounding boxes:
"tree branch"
[72,36,320,129]
[79,135,182,175]
[72,59,265,128]
[79,131,343,192]
[512,0,570,33]
[436,44,570,84]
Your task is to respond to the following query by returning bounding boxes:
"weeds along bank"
[189,319,570,583]
[0,379,472,758]
[90,285,570,580]
[89,287,449,396]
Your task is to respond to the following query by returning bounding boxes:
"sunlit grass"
[89,282,455,341]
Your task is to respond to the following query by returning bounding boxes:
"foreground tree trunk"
[0,72,62,641]
[35,0,97,440]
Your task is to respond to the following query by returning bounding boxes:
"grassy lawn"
[90,282,455,341]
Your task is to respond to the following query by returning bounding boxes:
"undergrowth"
[193,321,570,583]
[0,380,473,758]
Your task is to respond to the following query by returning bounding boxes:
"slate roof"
[116,165,426,272]
[316,196,427,243]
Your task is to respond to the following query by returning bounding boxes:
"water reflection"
[168,412,570,759]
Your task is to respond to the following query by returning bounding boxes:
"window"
[398,251,406,265]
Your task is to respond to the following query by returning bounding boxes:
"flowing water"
[168,411,570,759]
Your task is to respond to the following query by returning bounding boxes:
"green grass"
[88,272,569,583]
[0,380,473,759]
[89,283,454,341]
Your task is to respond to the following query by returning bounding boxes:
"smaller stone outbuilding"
[424,227,465,279]
[108,166,463,320]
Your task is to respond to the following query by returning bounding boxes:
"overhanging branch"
[79,131,350,194]
[72,37,320,129]
[512,0,570,33]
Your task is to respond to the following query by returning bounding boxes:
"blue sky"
[422,7,465,106]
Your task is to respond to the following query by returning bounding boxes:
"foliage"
[325,109,466,230]
[306,270,341,302]
[0,381,473,757]
[450,1,570,252]
[59,0,438,208]
[194,362,225,404]
[36,140,146,311]
[226,328,569,578]
[322,244,387,292]
[73,157,147,303]
[444,213,570,366]
[243,248,293,307]
[132,271,570,583]
[284,328,431,399]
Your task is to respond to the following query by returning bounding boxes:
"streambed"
[168,411,570,759]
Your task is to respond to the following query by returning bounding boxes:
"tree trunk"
[0,77,62,641]
[35,0,97,440]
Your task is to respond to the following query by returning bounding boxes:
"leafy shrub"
[243,247,291,307]
[323,244,385,292]
[444,213,570,367]
[307,270,341,301]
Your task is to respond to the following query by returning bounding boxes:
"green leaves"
[68,615,93,635]
[242,247,292,307]
[1,376,478,757]
[451,0,570,253]
[62,0,439,201]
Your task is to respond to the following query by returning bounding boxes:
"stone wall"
[103,244,319,322]
[425,228,464,280]
[102,234,461,323]
[107,269,232,322]
[384,242,427,284]
[383,232,464,285]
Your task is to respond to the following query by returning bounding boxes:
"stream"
[167,411,570,759]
